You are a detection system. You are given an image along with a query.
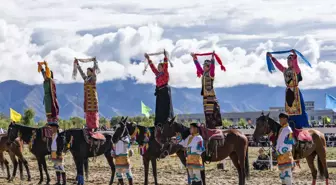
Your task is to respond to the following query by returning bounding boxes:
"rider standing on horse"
[267,50,309,130]
[74,58,100,131]
[38,62,66,185]
[175,123,204,185]
[111,134,133,185]
[276,113,295,185]
[191,52,224,129]
[145,51,174,126]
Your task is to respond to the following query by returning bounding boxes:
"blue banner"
[326,94,336,111]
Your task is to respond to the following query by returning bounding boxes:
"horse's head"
[155,116,178,145]
[126,122,137,142]
[56,131,70,155]
[7,122,19,145]
[112,116,129,143]
[253,112,271,143]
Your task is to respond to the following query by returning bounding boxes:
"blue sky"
[0,0,336,89]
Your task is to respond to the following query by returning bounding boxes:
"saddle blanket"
[293,129,312,142]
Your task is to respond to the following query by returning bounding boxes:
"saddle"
[82,129,106,155]
[199,125,225,162]
[199,126,224,141]
[293,129,312,142]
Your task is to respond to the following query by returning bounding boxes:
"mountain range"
[0,80,335,120]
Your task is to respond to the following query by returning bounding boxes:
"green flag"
[141,101,152,118]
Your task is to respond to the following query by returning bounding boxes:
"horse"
[253,113,329,185]
[56,120,120,185]
[7,123,55,185]
[112,120,188,185]
[156,117,250,185]
[0,133,31,182]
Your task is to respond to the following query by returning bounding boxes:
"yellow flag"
[10,108,22,122]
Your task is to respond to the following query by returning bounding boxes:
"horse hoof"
[28,177,31,181]
[38,181,43,185]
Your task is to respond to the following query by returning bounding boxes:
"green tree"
[322,116,331,125]
[222,119,233,127]
[99,117,108,127]
[70,117,85,128]
[238,118,247,128]
[22,108,35,126]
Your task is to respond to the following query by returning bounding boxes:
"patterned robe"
[41,69,59,123]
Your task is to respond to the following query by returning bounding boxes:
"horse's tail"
[245,146,250,179]
[317,155,324,177]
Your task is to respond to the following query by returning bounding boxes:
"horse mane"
[267,117,281,134]
[174,122,190,140]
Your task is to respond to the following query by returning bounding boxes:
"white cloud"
[0,0,336,89]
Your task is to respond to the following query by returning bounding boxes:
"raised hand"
[144,53,150,60]
[267,52,272,58]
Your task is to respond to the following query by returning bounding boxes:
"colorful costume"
[73,58,100,130]
[178,127,205,185]
[276,123,295,185]
[193,53,226,129]
[269,52,309,129]
[111,136,133,183]
[38,62,59,125]
[148,56,174,125]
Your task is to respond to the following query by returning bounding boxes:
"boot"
[191,181,202,185]
[128,178,133,185]
[62,172,67,185]
[55,172,61,185]
[118,179,124,185]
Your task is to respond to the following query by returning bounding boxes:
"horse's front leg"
[104,152,116,185]
[150,158,158,185]
[41,156,50,185]
[176,150,190,184]
[76,159,84,185]
[143,156,150,185]
[37,157,44,185]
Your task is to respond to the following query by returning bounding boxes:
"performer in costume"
[175,123,204,185]
[191,52,225,129]
[267,50,309,129]
[275,113,295,185]
[111,135,133,185]
[37,62,66,185]
[73,58,100,131]
[145,51,174,126]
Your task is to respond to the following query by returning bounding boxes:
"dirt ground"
[0,147,336,185]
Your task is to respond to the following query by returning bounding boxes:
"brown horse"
[253,113,329,185]
[156,118,250,185]
[0,133,31,182]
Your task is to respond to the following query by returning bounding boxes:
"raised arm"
[75,60,87,80]
[291,50,301,74]
[145,53,159,76]
[192,54,204,75]
[268,53,285,72]
[209,58,215,78]
[162,57,168,73]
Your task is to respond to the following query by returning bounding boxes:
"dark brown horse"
[0,134,31,182]
[253,113,329,185]
[112,120,189,185]
[156,118,250,185]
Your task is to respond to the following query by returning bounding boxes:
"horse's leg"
[76,159,84,185]
[18,159,24,180]
[177,150,190,184]
[143,156,150,185]
[8,153,18,182]
[150,158,158,185]
[238,150,246,185]
[84,158,89,180]
[229,152,242,185]
[0,152,11,180]
[19,157,31,181]
[41,156,51,185]
[37,157,44,185]
[104,153,116,185]
[306,152,318,185]
[316,147,329,184]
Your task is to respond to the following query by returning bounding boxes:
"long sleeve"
[178,135,189,148]
[195,136,205,155]
[194,59,204,75]
[77,64,87,80]
[291,53,301,74]
[209,59,215,78]
[40,68,46,78]
[276,128,292,155]
[270,57,285,72]
[148,60,159,76]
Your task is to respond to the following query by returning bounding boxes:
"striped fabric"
[115,154,130,169]
[203,96,216,114]
[84,83,98,112]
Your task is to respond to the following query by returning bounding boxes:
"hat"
[203,60,211,66]
[258,148,264,153]
[279,113,289,119]
[190,123,201,128]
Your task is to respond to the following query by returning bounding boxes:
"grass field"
[1,147,336,185]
